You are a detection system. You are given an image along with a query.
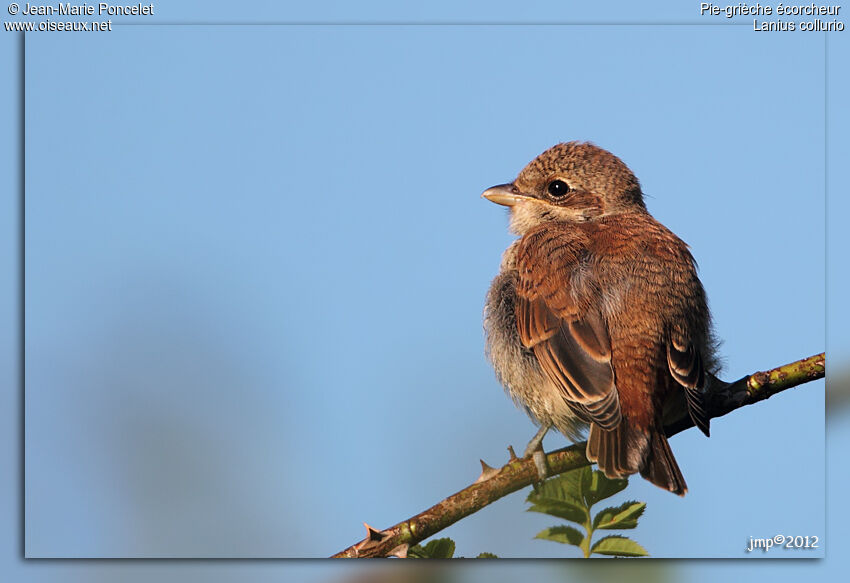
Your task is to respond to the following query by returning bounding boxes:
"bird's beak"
[481,183,532,207]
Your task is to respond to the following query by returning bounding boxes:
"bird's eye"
[547,179,570,198]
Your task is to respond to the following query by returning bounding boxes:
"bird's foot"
[531,447,548,482]
[523,424,551,481]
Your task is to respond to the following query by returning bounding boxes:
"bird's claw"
[521,424,551,481]
[531,448,548,481]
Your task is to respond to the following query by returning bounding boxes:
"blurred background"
[2,0,845,581]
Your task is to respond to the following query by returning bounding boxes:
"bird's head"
[482,142,646,236]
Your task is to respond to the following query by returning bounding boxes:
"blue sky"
[1,0,846,581]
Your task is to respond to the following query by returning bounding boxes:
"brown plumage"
[483,142,718,495]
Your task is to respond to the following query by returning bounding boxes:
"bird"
[482,141,718,495]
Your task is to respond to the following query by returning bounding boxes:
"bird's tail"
[639,429,687,496]
[587,421,687,496]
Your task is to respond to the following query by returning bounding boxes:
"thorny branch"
[331,352,825,559]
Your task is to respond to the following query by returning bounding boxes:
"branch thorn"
[389,543,409,558]
[476,459,500,483]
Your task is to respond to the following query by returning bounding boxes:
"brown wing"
[515,233,620,430]
[667,337,710,437]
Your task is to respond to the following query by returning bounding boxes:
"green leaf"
[581,469,629,508]
[408,537,456,558]
[590,535,649,557]
[592,501,646,530]
[526,466,591,510]
[527,500,587,525]
[534,525,585,548]
[476,552,498,558]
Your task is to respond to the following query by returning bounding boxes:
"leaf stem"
[581,507,592,558]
